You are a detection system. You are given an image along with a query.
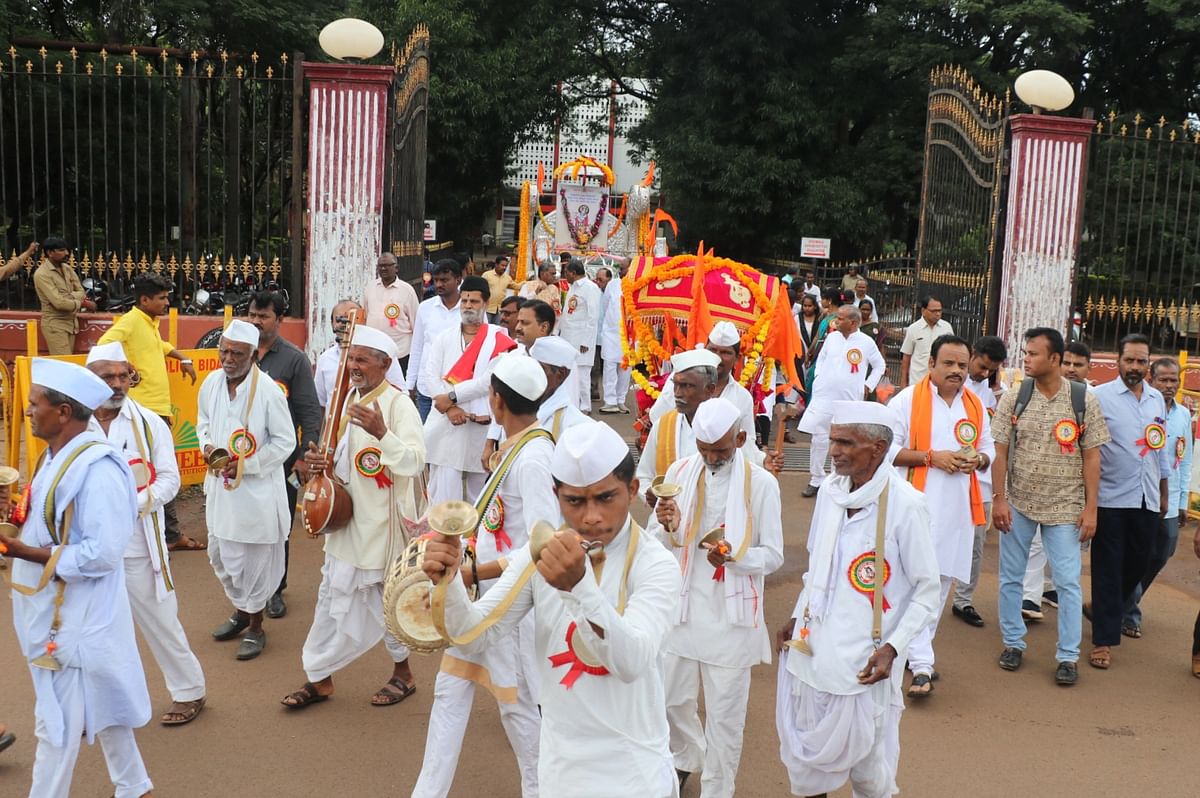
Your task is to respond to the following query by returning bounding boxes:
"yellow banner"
[8,349,221,486]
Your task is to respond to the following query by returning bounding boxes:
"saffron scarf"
[908,376,986,526]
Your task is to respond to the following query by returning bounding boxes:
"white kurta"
[887,385,995,583]
[649,378,757,442]
[559,278,603,366]
[636,411,765,487]
[422,324,508,474]
[11,432,149,749]
[439,518,683,798]
[777,471,940,798]
[800,329,886,421]
[537,382,593,437]
[599,276,625,360]
[314,344,405,409]
[88,398,180,599]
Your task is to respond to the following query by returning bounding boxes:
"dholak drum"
[383,538,447,655]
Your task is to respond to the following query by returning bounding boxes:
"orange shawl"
[909,376,986,526]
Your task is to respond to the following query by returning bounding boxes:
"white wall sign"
[800,237,831,259]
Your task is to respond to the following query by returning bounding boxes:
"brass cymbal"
[649,477,682,500]
[529,520,558,563]
[0,466,20,486]
[698,527,725,548]
[427,501,480,537]
[206,447,231,472]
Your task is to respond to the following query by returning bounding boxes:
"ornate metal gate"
[912,66,1009,341]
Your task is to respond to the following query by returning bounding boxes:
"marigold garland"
[553,155,615,186]
[516,181,532,282]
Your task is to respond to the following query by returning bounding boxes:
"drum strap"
[472,426,553,525]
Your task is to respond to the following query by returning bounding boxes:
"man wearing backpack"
[990,328,1109,686]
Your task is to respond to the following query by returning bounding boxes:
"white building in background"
[495,78,654,244]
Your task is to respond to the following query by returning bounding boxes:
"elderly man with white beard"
[198,319,295,661]
[86,342,206,727]
[776,401,940,798]
[648,397,784,796]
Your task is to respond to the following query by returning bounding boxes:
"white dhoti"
[411,616,541,798]
[663,654,751,798]
[602,359,631,407]
[208,536,285,614]
[776,661,901,798]
[29,667,153,798]
[427,463,487,507]
[124,557,206,702]
[797,407,832,487]
[302,553,410,682]
[575,363,592,412]
[905,576,953,677]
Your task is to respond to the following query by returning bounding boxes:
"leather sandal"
[160,697,206,726]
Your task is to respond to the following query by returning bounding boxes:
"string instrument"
[301,311,361,537]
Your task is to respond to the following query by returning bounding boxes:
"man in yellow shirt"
[482,256,514,322]
[99,271,201,550]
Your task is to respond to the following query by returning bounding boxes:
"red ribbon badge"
[1053,419,1080,454]
[127,458,158,493]
[354,447,393,489]
[384,303,401,328]
[1136,423,1166,457]
[846,348,863,374]
[1176,435,1186,468]
[847,551,890,610]
[482,495,511,551]
[548,622,609,688]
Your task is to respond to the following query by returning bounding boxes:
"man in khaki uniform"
[33,236,95,354]
[1,241,38,280]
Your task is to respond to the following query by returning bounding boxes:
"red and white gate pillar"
[995,114,1095,366]
[303,63,393,357]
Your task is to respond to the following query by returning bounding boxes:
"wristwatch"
[180,359,193,365]
[448,390,458,405]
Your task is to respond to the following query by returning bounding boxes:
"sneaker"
[1021,600,1044,621]
[998,647,1023,671]
[1055,661,1078,686]
[1042,590,1059,609]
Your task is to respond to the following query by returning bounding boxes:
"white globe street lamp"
[1014,70,1075,114]
[319,18,385,63]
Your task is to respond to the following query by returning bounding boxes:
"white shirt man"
[899,299,954,387]
[412,354,559,798]
[85,342,206,727]
[558,268,604,412]
[599,269,632,413]
[7,359,152,798]
[887,337,995,695]
[777,401,940,798]
[797,305,886,494]
[649,323,757,442]
[197,319,295,660]
[426,421,684,798]
[648,398,784,797]
[422,313,515,504]
[284,326,427,710]
[406,285,463,399]
[362,255,420,360]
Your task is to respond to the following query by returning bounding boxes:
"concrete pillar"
[995,114,1095,365]
[304,63,394,358]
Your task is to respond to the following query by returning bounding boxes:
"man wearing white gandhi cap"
[637,347,766,500]
[647,397,784,796]
[421,421,683,798]
[776,400,940,798]
[85,341,207,727]
[197,318,295,660]
[530,335,592,438]
[1,357,154,797]
[412,351,556,798]
[281,322,427,710]
[649,321,757,441]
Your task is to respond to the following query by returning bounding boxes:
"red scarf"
[908,376,986,526]
[444,325,517,385]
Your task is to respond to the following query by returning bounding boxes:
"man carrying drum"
[411,354,559,798]
[420,422,683,798]
[281,326,426,709]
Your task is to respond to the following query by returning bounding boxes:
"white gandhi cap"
[707,321,741,348]
[551,421,630,487]
[831,400,898,428]
[529,336,577,368]
[691,397,742,444]
[491,352,547,401]
[222,319,260,348]
[351,325,399,360]
[86,341,128,365]
[31,358,115,411]
[670,348,720,374]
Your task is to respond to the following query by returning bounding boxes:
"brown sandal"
[160,697,206,726]
[1088,646,1111,670]
[371,677,416,706]
[168,535,207,552]
[281,682,330,710]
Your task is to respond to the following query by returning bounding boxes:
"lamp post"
[995,69,1096,363]
[303,18,394,358]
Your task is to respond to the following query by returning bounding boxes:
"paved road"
[1,417,1197,796]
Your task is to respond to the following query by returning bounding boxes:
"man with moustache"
[363,252,420,373]
[86,342,205,726]
[314,300,406,413]
[408,259,463,422]
[247,290,321,619]
[498,296,524,340]
[282,326,426,710]
[887,335,994,697]
[1085,333,1170,671]
[649,322,757,442]
[198,320,295,661]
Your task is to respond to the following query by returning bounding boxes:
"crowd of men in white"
[3,255,1197,798]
